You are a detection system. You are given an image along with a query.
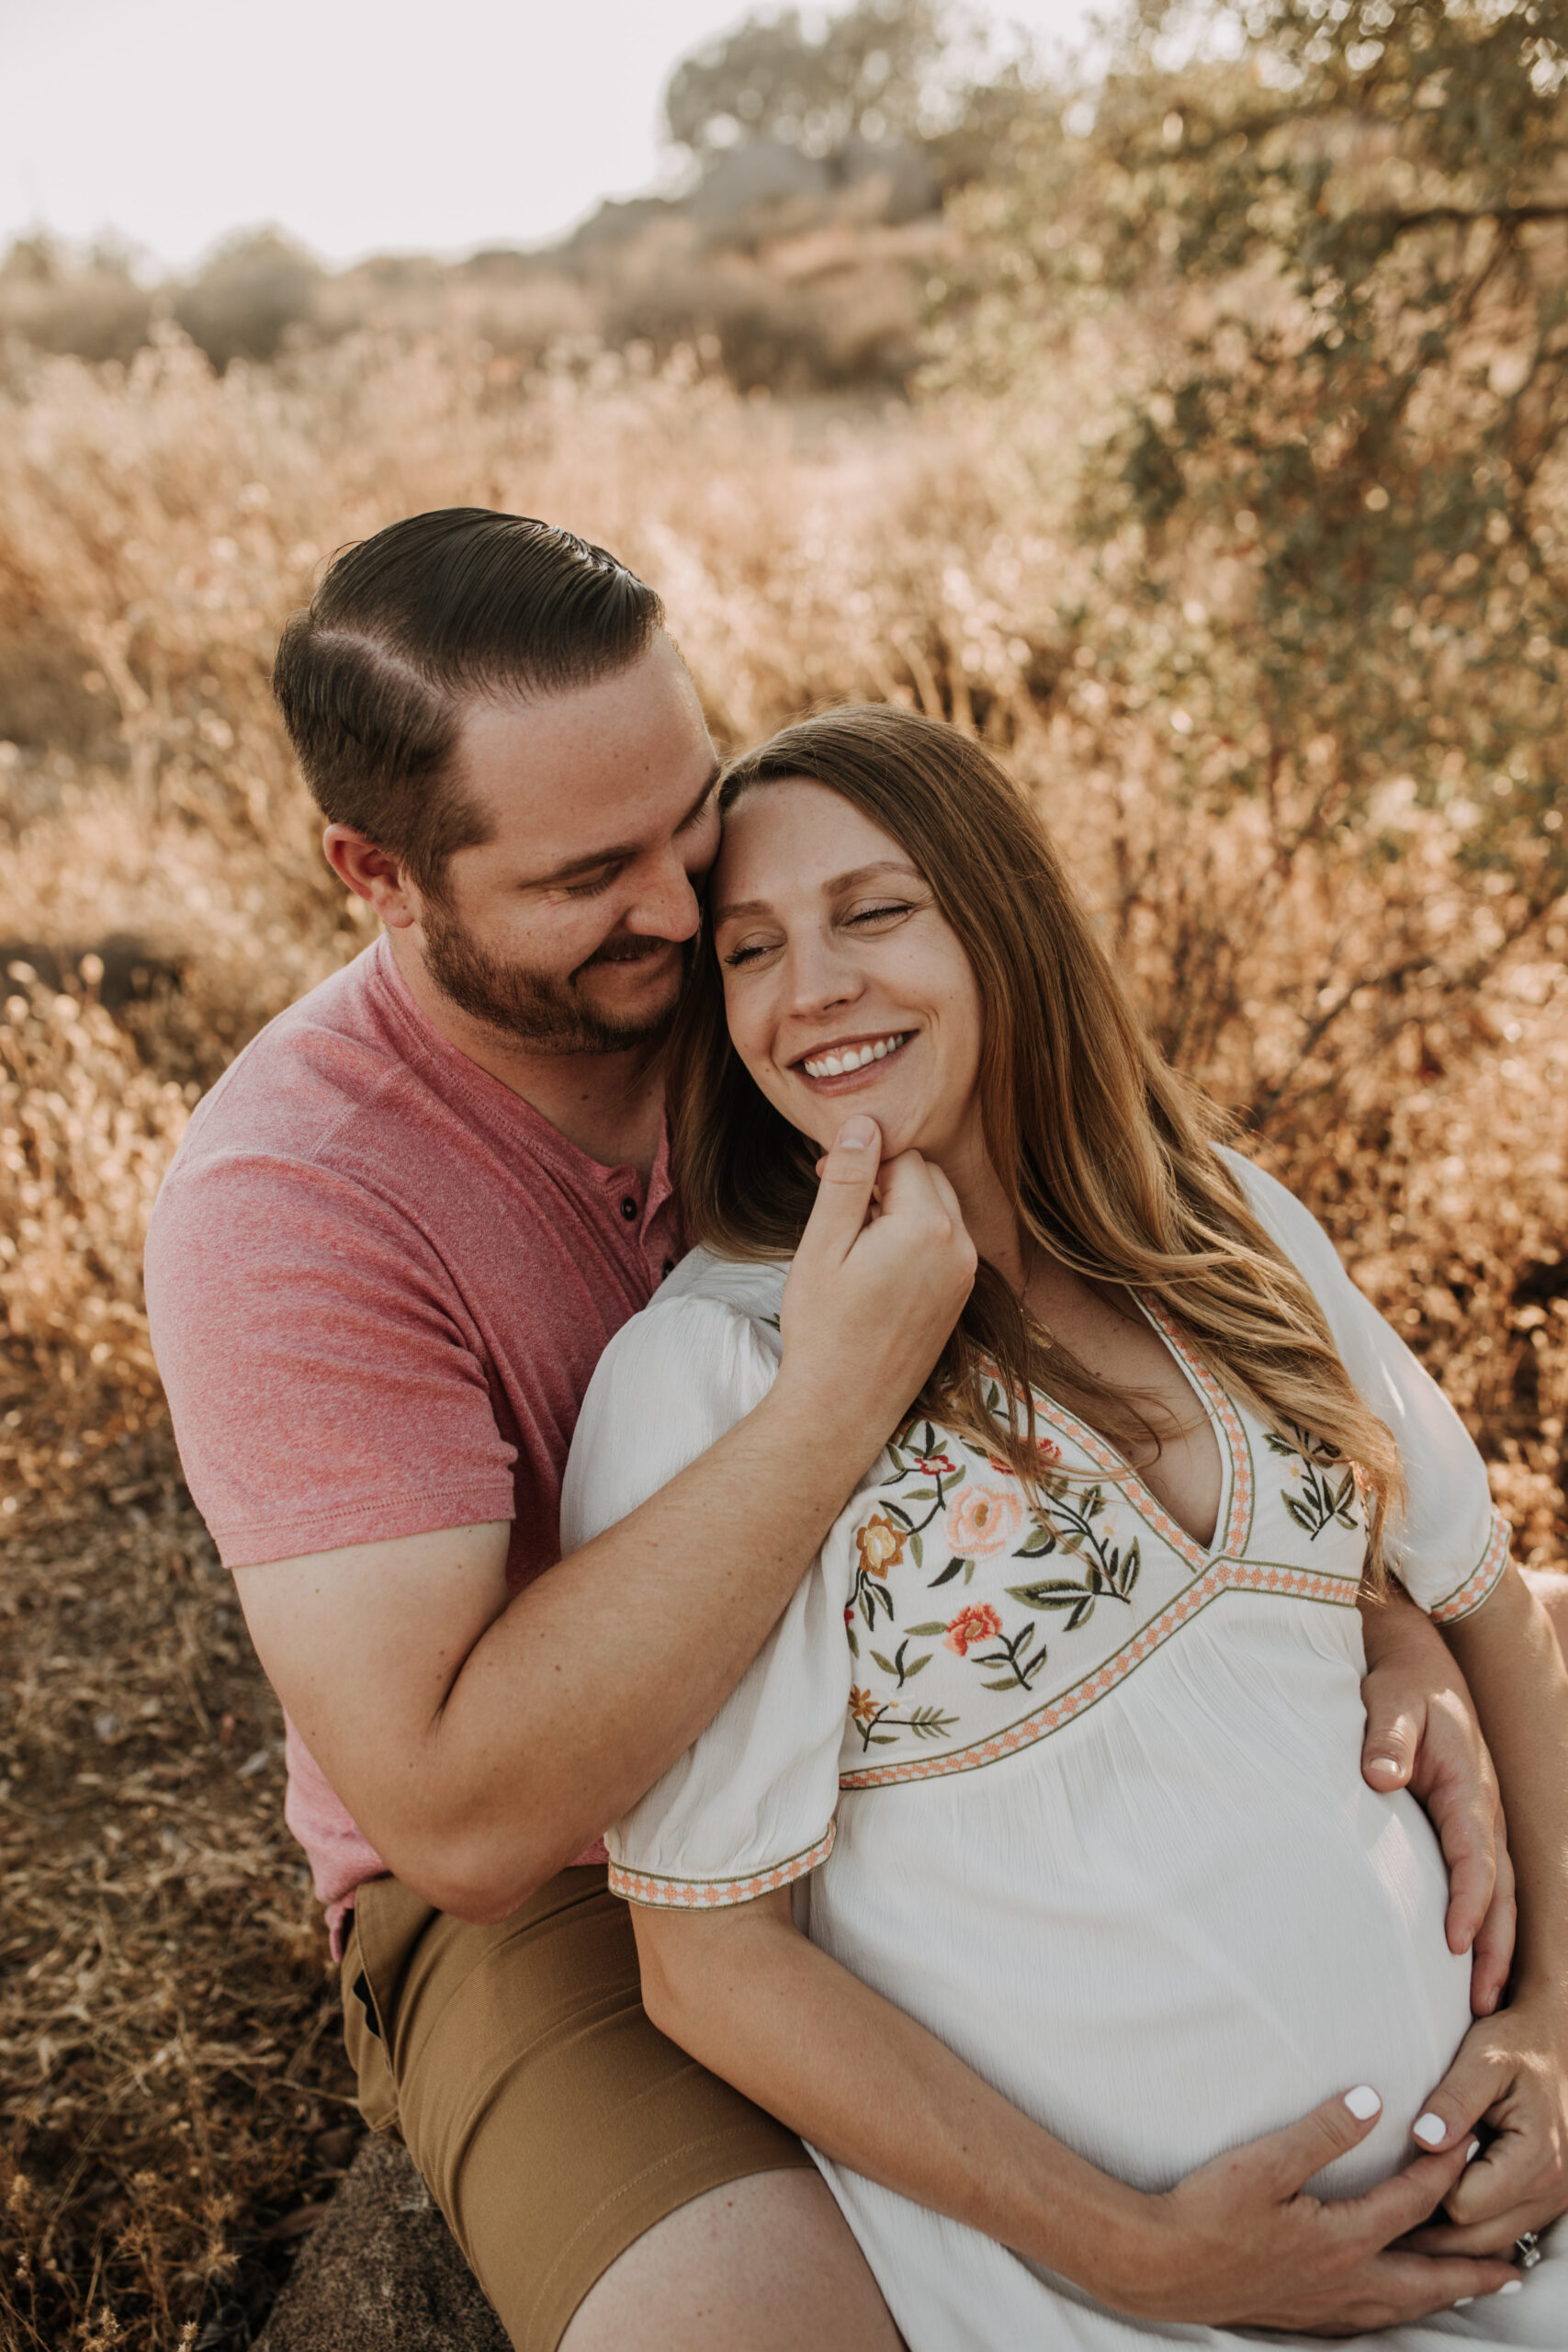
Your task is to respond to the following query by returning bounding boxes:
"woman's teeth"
[801,1033,908,1080]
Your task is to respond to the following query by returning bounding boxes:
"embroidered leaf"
[903,1487,938,1503]
[929,1555,966,1588]
[905,1706,956,1740]
[1008,1577,1097,1608]
[909,1532,924,1568]
[906,1621,949,1636]
[1263,1430,1296,1457]
[900,1651,931,1679]
[884,1500,915,1528]
[1282,1493,1317,1533]
[1013,1531,1057,1558]
[869,1732,898,1745]
[845,1625,860,1657]
[869,1650,897,1676]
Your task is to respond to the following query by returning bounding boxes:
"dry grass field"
[1,299,1564,2346]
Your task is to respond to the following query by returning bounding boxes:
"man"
[146,510,1515,2352]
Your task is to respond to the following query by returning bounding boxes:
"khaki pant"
[342,1867,812,2351]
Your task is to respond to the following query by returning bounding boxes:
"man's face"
[416,634,720,1056]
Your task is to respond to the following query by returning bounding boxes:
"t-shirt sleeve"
[145,1149,518,1567]
[1220,1148,1510,1622]
[561,1295,851,1907]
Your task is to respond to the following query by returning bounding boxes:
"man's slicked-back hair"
[273,508,664,895]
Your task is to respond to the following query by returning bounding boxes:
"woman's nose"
[782,931,861,1015]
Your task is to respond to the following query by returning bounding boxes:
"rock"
[257,2134,509,2352]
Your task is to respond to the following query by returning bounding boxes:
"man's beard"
[421,899,690,1057]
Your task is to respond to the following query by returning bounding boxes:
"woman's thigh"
[344,1866,823,2352]
[562,2168,905,2352]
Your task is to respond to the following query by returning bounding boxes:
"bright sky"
[2,0,1099,275]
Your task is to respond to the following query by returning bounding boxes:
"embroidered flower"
[848,1685,883,1723]
[911,1450,956,1476]
[943,1602,1004,1657]
[855,1513,906,1577]
[943,1485,1025,1559]
[987,1435,1062,1472]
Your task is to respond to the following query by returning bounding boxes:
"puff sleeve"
[1222,1148,1510,1621]
[559,1292,852,1907]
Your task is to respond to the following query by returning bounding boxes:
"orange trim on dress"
[1430,1510,1511,1625]
[609,1823,836,1909]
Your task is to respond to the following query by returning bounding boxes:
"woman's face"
[711,779,986,1166]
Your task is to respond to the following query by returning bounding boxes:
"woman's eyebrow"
[712,859,921,926]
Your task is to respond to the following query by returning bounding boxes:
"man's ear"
[323,826,421,930]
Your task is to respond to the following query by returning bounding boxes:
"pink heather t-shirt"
[144,934,684,1952]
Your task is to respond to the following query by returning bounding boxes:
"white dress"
[560,1152,1565,2348]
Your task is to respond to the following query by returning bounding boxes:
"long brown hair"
[666,704,1401,1574]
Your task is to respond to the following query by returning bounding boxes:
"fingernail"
[1499,2279,1523,2295]
[837,1117,876,1149]
[1344,2085,1382,2120]
[1413,2112,1447,2146]
[1465,2138,1480,2163]
[1454,2296,1473,2307]
[1365,1754,1403,1781]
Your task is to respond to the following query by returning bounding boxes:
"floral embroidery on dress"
[1264,1425,1364,1543]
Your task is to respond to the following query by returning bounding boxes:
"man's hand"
[778,1117,976,1460]
[1393,1989,1568,2256]
[1118,2086,1519,2335]
[1358,1590,1514,2014]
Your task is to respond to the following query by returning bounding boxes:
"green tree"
[942,0,1568,1105]
[664,0,951,163]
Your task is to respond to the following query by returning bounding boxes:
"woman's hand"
[1389,1989,1568,2256]
[1101,2086,1519,2336]
[1358,1589,1515,2014]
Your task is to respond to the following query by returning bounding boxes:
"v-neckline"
[1027,1297,1244,1570]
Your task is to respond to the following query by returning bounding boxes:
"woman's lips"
[794,1031,913,1090]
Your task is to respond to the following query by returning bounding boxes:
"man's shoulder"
[168,943,412,1183]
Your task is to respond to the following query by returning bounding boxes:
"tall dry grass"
[1,321,1562,2349]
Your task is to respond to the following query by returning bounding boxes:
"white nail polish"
[1454,2296,1473,2307]
[1413,2111,1447,2146]
[1499,2279,1523,2295]
[1465,2138,1481,2163]
[1344,2085,1382,2120]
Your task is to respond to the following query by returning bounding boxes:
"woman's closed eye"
[722,900,919,969]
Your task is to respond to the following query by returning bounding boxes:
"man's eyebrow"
[712,859,922,925]
[523,766,719,887]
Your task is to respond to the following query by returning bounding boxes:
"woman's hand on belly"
[1385,1987,1568,2257]
[1107,2082,1519,2335]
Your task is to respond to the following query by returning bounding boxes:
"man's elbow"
[385,1826,565,1927]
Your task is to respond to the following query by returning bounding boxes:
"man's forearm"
[398,1372,891,1913]
[1443,1567,1568,1999]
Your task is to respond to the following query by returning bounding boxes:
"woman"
[559,707,1568,2346]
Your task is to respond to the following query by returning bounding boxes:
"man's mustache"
[577,933,688,973]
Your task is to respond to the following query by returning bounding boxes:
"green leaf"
[901,1652,932,1679]
[869,1649,897,1675]
[869,1733,898,1745]
[904,1486,938,1502]
[846,1626,860,1657]
[930,1556,965,1587]
[906,1621,949,1636]
[909,1532,924,1568]
[982,1674,1021,1691]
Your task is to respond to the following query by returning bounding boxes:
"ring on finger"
[1514,2230,1542,2270]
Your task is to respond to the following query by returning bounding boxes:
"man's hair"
[273,509,664,895]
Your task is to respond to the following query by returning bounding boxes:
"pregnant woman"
[560,706,1568,2346]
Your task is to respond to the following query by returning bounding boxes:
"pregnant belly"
[814,1615,1474,2200]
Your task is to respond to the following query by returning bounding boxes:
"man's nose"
[623,848,703,942]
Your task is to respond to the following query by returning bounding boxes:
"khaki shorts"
[341,1866,813,2352]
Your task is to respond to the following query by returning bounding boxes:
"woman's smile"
[795,1029,914,1087]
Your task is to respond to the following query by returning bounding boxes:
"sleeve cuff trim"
[609,1822,835,1909]
[1430,1510,1512,1624]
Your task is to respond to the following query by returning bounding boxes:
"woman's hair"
[666,703,1402,1577]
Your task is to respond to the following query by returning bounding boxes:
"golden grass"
[1,324,1562,2349]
